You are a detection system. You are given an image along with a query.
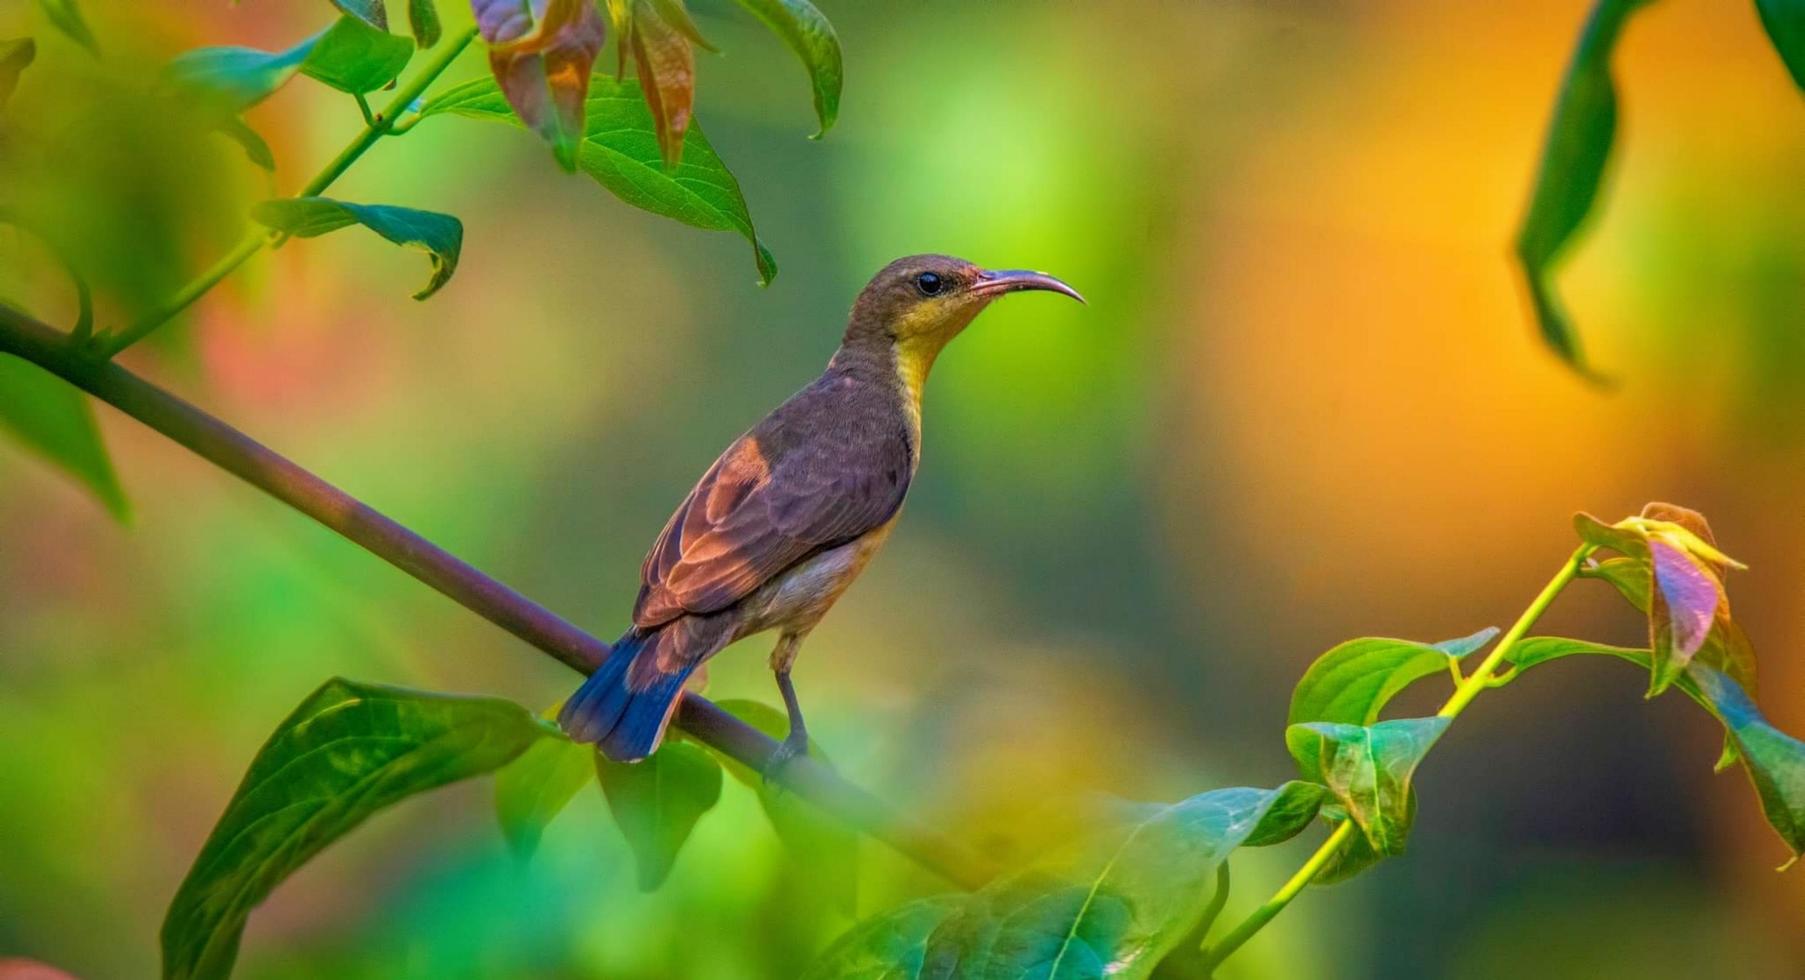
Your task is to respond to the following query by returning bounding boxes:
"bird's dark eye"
[914,271,943,296]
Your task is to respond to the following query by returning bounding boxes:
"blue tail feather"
[558,629,695,762]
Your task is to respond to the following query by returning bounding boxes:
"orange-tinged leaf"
[629,0,694,167]
[472,0,606,171]
[650,0,716,52]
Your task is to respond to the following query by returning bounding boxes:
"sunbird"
[560,255,1084,766]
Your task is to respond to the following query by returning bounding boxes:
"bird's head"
[843,254,1083,391]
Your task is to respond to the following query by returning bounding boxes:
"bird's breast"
[740,522,897,636]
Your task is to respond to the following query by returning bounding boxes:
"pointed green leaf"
[808,784,1314,980]
[597,740,723,891]
[1513,0,1657,376]
[712,698,857,911]
[731,0,842,137]
[1581,555,1650,607]
[1756,0,1805,90]
[0,355,126,519]
[802,895,961,980]
[1574,510,1650,559]
[0,38,35,109]
[1237,780,1330,848]
[1286,717,1448,857]
[418,72,777,283]
[407,0,442,47]
[301,15,413,94]
[1688,665,1805,865]
[1313,823,1386,886]
[37,0,97,54]
[160,679,546,980]
[251,197,462,299]
[1503,640,1804,865]
[494,730,594,861]
[1289,629,1496,727]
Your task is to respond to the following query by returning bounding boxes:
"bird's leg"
[764,633,811,780]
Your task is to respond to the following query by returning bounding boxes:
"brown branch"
[0,302,998,891]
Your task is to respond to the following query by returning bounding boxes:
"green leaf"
[1688,665,1805,866]
[596,740,724,890]
[407,0,442,48]
[0,355,126,519]
[494,729,594,861]
[808,784,1314,980]
[1504,639,1804,863]
[169,17,415,112]
[1756,0,1805,91]
[36,0,97,54]
[731,0,842,137]
[803,896,962,980]
[301,15,413,94]
[1573,508,1752,700]
[160,679,546,980]
[1313,825,1385,886]
[0,38,35,109]
[1286,717,1448,856]
[1581,555,1649,607]
[1289,629,1496,727]
[1237,780,1329,848]
[251,197,463,299]
[713,698,857,911]
[1512,0,1657,377]
[419,72,778,284]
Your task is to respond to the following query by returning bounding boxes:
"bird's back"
[631,363,916,628]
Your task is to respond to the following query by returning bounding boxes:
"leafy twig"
[0,302,998,891]
[92,25,480,358]
[1196,545,1594,970]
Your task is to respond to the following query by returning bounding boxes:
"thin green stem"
[94,25,479,358]
[1198,822,1353,973]
[1437,544,1592,719]
[1195,544,1595,973]
[353,91,376,127]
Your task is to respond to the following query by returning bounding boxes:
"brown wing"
[632,380,912,628]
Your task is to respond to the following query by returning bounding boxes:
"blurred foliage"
[1517,0,1803,376]
[2,1,1804,978]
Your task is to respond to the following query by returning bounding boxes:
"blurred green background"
[2,1,1803,977]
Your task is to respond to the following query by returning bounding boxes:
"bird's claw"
[761,732,811,789]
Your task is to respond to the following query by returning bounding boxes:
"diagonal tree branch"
[0,302,998,891]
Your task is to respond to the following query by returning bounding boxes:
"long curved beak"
[971,268,1085,304]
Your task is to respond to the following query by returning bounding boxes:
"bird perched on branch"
[559,255,1084,766]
